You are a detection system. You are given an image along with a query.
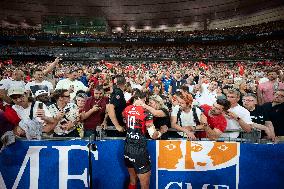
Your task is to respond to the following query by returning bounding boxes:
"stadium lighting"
[130,26,135,31]
[116,27,122,32]
[144,26,151,30]
[159,25,167,30]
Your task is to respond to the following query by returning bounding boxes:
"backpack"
[176,106,201,126]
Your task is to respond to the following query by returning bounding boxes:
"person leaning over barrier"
[261,89,284,139]
[8,87,56,139]
[222,89,253,139]
[242,93,275,141]
[171,91,207,140]
[48,89,80,137]
[80,86,108,137]
[197,98,231,140]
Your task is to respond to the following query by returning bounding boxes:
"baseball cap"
[7,87,25,97]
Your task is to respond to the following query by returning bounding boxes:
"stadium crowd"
[0,56,284,150]
[1,39,283,60]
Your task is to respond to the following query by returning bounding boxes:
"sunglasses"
[10,94,24,100]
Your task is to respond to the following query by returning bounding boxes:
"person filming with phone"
[8,87,55,139]
[48,89,80,137]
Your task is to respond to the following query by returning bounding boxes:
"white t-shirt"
[171,106,202,136]
[0,78,25,90]
[221,104,253,139]
[48,103,78,135]
[197,83,217,106]
[197,91,217,106]
[55,78,88,99]
[124,92,132,102]
[25,80,54,97]
[12,101,52,123]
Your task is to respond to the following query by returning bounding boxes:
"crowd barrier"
[0,139,283,189]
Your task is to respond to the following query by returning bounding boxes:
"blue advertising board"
[0,140,283,189]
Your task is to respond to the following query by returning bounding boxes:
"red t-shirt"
[198,104,227,138]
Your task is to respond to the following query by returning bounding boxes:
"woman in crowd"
[134,94,170,139]
[48,89,80,137]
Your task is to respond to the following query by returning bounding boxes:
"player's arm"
[145,122,162,140]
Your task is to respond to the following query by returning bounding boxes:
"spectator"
[34,90,52,106]
[8,87,55,139]
[80,86,108,137]
[197,80,218,106]
[257,68,284,105]
[25,69,54,97]
[242,93,275,140]
[48,89,79,137]
[0,69,25,104]
[261,89,284,137]
[134,94,170,139]
[171,91,206,140]
[222,89,252,139]
[55,69,89,100]
[198,98,231,140]
[169,70,186,95]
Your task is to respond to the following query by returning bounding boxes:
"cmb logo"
[157,141,240,189]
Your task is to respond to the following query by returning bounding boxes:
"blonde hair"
[149,95,168,111]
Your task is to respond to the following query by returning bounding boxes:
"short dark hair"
[216,98,231,111]
[116,75,126,85]
[132,90,146,100]
[53,89,68,100]
[93,85,104,92]
[244,93,257,99]
[93,68,101,74]
[180,85,189,92]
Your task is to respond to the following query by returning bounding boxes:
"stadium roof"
[0,0,283,29]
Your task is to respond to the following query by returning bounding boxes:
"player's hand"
[116,125,125,132]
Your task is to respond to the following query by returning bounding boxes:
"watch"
[236,117,241,121]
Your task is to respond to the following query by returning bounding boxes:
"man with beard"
[257,68,284,105]
[197,99,231,140]
[80,85,108,137]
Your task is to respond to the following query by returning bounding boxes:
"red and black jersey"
[123,105,153,140]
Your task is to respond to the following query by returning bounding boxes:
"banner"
[0,140,283,189]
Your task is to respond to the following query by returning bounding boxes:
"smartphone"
[60,120,67,125]
[65,108,70,113]
[38,103,43,109]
